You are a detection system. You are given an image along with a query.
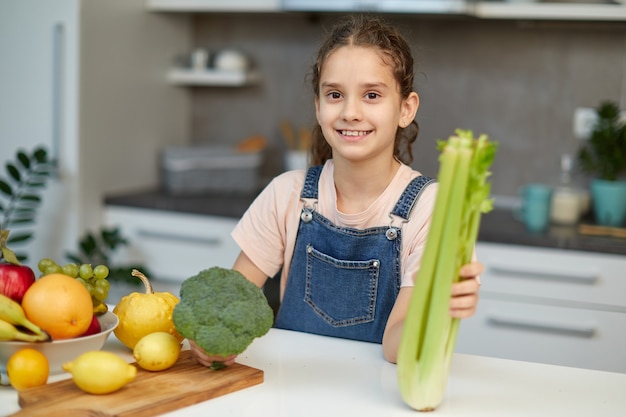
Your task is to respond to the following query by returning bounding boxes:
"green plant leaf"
[0,180,13,197]
[7,232,32,244]
[16,151,30,170]
[102,227,128,249]
[33,148,48,163]
[25,179,48,187]
[6,163,21,182]
[18,194,41,203]
[80,233,98,257]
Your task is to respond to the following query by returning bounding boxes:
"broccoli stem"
[210,361,227,371]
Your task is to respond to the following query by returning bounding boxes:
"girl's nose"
[341,97,363,122]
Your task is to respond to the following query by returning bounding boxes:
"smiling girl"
[189,15,482,366]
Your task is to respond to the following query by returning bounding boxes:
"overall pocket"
[304,244,379,327]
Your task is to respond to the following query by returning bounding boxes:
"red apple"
[80,314,102,337]
[0,263,36,303]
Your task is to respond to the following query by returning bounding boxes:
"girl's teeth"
[341,130,368,136]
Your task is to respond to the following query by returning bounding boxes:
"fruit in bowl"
[0,311,119,375]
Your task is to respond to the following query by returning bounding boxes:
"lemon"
[133,332,181,371]
[62,351,136,394]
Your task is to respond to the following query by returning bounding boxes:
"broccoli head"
[173,266,274,366]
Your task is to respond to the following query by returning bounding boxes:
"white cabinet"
[146,0,281,12]
[104,206,240,283]
[456,242,626,373]
[0,0,189,267]
[470,1,626,21]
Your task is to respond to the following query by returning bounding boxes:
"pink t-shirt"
[231,159,438,301]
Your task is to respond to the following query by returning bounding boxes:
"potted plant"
[577,101,626,227]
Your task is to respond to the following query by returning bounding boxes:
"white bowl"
[0,311,118,375]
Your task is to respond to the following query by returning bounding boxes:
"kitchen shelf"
[146,0,281,12]
[471,2,626,21]
[166,68,262,87]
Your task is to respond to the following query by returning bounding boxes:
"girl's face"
[315,45,418,165]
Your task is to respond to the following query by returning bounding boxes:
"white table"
[1,328,625,416]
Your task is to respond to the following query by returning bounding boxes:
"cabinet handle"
[489,264,598,285]
[487,313,596,338]
[136,229,222,246]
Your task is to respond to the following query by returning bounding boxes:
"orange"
[7,348,49,390]
[21,273,93,340]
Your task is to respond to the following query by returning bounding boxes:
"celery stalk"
[397,130,497,412]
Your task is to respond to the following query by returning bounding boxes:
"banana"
[0,319,49,342]
[0,293,48,339]
[93,300,108,315]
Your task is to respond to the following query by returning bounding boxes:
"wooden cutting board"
[11,350,263,417]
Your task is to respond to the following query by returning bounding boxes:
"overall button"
[385,227,398,240]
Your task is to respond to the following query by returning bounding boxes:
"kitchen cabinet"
[146,0,626,21]
[456,241,626,373]
[0,0,189,267]
[146,0,281,12]
[470,1,626,21]
[281,0,468,13]
[166,68,262,87]
[104,206,240,282]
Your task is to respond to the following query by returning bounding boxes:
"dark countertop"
[478,208,626,256]
[105,189,258,218]
[105,189,626,257]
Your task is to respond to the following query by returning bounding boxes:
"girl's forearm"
[382,319,404,364]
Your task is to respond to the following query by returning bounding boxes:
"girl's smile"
[338,129,372,141]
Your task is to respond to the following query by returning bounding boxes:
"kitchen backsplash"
[188,13,626,196]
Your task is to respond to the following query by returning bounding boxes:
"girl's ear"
[399,92,419,128]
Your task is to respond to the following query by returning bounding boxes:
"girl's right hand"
[189,339,237,368]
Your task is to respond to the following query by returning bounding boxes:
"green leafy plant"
[0,147,55,262]
[65,227,146,287]
[577,101,626,181]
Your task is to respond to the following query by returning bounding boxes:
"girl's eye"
[365,92,380,100]
[327,91,341,100]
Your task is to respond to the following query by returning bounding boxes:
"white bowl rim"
[0,311,118,346]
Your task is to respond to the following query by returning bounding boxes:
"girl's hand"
[189,339,237,368]
[449,261,483,319]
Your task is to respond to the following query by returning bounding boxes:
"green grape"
[75,277,88,287]
[84,282,95,295]
[92,286,108,302]
[61,263,79,278]
[79,264,93,280]
[37,258,56,273]
[95,279,110,292]
[44,264,62,275]
[93,265,110,280]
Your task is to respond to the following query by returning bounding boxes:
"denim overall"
[274,165,435,343]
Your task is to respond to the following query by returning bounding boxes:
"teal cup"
[517,184,552,233]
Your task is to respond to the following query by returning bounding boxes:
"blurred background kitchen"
[2,0,626,375]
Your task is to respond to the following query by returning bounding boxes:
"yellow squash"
[113,270,184,350]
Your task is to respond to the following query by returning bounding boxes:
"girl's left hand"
[449,261,483,319]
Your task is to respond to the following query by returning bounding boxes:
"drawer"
[476,242,626,309]
[456,297,626,373]
[104,206,240,282]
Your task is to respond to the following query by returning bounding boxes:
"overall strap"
[300,165,324,199]
[391,175,436,220]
